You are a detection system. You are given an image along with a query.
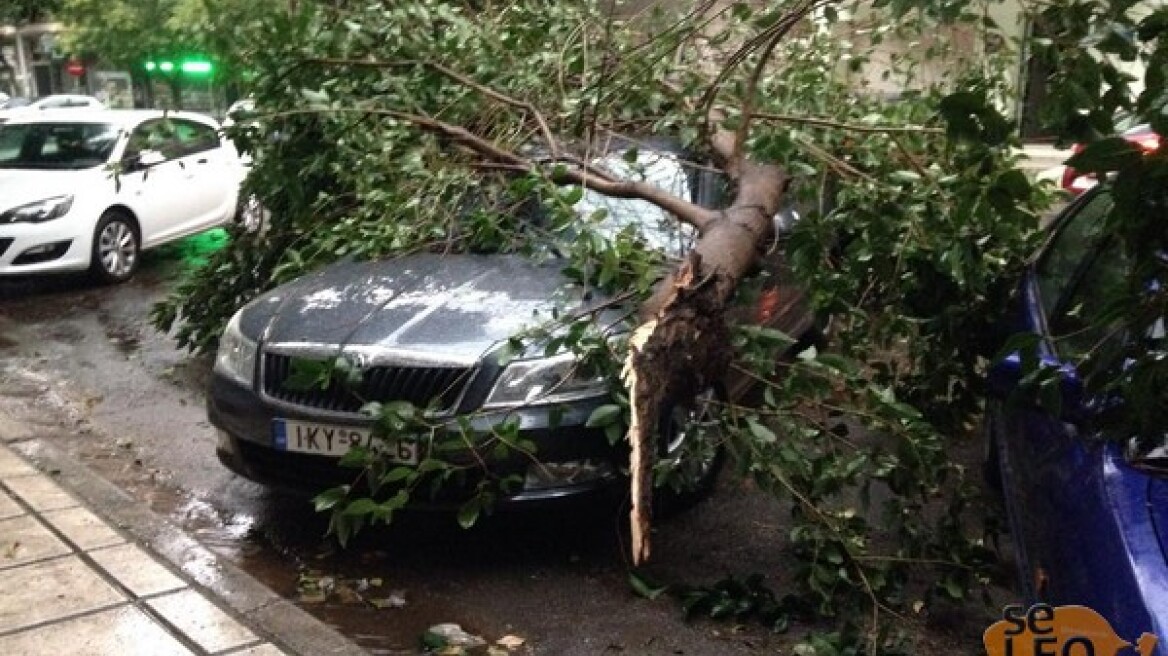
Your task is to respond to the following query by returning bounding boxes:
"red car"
[1061,123,1160,195]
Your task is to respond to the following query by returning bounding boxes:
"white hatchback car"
[0,110,244,282]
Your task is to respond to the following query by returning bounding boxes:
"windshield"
[0,122,120,170]
[573,151,698,258]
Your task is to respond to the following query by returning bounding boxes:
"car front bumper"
[0,218,92,275]
[208,373,625,507]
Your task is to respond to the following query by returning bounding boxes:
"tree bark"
[625,130,790,564]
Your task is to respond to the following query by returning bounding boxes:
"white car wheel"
[90,211,139,283]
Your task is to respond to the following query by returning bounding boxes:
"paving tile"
[89,543,187,597]
[4,474,78,511]
[43,506,126,551]
[148,588,258,653]
[0,490,23,520]
[0,446,36,477]
[0,555,125,632]
[0,605,194,656]
[230,644,289,656]
[0,417,35,445]
[0,514,71,570]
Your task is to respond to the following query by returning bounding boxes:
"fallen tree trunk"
[340,66,794,565]
[625,131,791,563]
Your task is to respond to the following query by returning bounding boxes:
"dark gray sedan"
[208,152,816,507]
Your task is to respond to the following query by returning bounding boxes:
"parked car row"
[0,108,248,282]
[5,95,1165,645]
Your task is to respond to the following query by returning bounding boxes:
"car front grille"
[260,352,474,416]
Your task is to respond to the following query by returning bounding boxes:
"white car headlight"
[484,352,608,408]
[214,311,258,387]
[0,195,74,224]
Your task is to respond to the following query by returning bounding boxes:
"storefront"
[0,22,135,108]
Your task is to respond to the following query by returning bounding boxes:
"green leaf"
[383,400,416,421]
[585,404,622,428]
[300,88,330,104]
[380,466,414,484]
[420,628,449,650]
[341,497,380,516]
[457,498,481,529]
[747,418,778,443]
[283,358,331,392]
[1065,137,1144,174]
[338,446,370,468]
[941,576,965,600]
[496,338,523,366]
[312,485,350,512]
[627,570,669,600]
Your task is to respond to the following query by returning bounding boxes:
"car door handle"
[196,158,208,164]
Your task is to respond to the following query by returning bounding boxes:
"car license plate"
[272,419,419,464]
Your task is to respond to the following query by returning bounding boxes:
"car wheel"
[234,195,268,234]
[653,387,726,514]
[90,210,139,283]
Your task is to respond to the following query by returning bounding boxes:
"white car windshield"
[573,151,699,258]
[0,122,120,170]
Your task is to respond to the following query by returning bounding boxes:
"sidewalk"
[0,420,367,655]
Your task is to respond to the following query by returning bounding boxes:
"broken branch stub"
[625,151,790,564]
[624,252,733,563]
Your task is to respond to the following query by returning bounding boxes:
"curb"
[4,429,368,656]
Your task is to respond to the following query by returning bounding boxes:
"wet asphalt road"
[0,233,992,655]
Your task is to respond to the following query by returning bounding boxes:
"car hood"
[243,253,604,363]
[0,169,99,209]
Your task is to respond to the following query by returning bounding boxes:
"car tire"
[653,387,726,515]
[90,210,139,284]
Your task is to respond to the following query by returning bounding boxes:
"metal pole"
[13,30,29,97]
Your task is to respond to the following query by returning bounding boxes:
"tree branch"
[697,1,823,145]
[304,57,559,158]
[753,112,944,134]
[263,107,718,232]
[733,1,816,165]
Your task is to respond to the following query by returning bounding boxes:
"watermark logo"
[984,603,1158,656]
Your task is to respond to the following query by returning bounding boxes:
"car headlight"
[213,311,258,387]
[484,352,608,408]
[0,195,74,224]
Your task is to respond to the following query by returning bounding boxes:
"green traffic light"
[180,60,213,75]
[143,58,213,76]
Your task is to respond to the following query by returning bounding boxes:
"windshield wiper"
[1131,457,1168,476]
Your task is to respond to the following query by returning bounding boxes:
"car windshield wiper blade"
[1131,457,1168,476]
[0,162,58,169]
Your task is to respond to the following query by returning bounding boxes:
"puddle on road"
[152,483,628,655]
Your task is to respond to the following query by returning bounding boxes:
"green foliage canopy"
[58,0,280,79]
[0,0,62,25]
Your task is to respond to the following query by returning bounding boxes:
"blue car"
[985,187,1168,650]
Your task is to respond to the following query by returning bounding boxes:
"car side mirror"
[988,352,1087,421]
[127,150,165,172]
